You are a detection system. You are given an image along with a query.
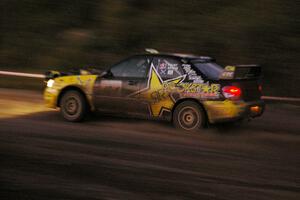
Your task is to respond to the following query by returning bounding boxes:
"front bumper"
[203,99,265,123]
[44,87,59,109]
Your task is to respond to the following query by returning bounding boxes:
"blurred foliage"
[0,0,299,96]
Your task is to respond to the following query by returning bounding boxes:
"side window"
[110,57,149,78]
[152,57,183,80]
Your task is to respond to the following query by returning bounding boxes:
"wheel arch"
[57,86,90,109]
[172,98,209,125]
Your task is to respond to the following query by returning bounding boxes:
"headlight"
[47,79,55,88]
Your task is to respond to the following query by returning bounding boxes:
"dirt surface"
[0,89,299,200]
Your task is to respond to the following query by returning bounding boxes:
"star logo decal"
[133,64,185,117]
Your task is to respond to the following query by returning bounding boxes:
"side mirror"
[100,70,113,78]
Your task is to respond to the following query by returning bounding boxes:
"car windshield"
[192,62,224,80]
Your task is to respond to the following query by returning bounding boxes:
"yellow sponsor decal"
[44,75,98,109]
[133,65,221,117]
[225,66,236,71]
[136,66,183,117]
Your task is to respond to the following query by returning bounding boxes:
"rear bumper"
[203,99,265,123]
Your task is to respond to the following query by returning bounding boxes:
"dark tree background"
[0,0,299,96]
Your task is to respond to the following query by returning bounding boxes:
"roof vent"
[145,48,159,54]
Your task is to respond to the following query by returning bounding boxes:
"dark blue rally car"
[44,49,265,131]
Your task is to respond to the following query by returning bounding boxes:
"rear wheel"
[173,101,206,131]
[60,90,87,122]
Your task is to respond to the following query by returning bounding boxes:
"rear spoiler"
[220,65,262,80]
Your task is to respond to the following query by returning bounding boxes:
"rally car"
[44,50,265,131]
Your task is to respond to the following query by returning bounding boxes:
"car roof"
[135,53,215,63]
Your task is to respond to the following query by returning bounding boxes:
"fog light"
[250,106,261,113]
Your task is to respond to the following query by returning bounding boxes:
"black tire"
[59,90,88,122]
[172,101,206,131]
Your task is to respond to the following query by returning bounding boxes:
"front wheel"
[172,101,206,131]
[60,90,88,122]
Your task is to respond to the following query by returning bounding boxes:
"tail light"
[258,85,262,92]
[222,86,241,99]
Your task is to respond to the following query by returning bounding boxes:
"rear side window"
[192,62,224,80]
[152,57,183,80]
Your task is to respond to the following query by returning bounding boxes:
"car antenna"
[145,48,159,54]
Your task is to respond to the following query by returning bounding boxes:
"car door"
[138,56,185,118]
[93,55,151,115]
